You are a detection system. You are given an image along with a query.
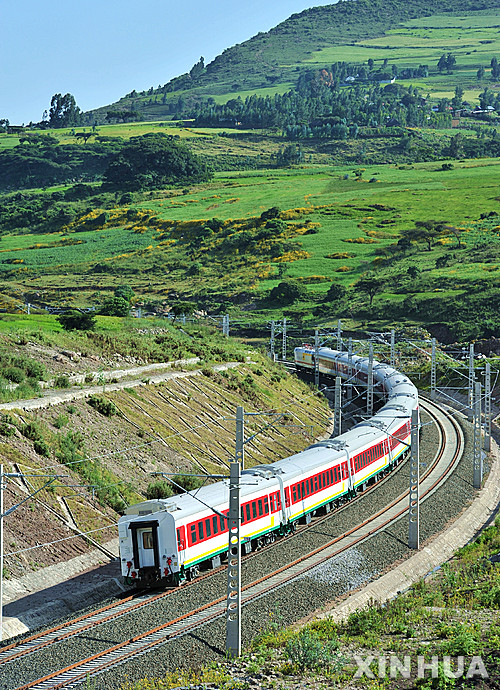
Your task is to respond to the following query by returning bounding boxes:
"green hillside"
[90,0,500,121]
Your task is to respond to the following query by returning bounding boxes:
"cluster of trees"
[0,132,211,191]
[190,72,448,135]
[103,133,212,190]
[437,54,457,73]
[0,135,122,190]
[44,93,83,128]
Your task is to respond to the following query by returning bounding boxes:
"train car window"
[220,515,226,532]
[190,524,197,544]
[142,532,153,549]
[258,499,263,516]
[305,479,309,496]
[314,476,318,492]
[213,516,219,534]
[342,463,348,480]
[264,496,269,514]
[205,519,212,537]
[276,492,281,509]
[240,508,245,524]
[246,504,251,522]
[198,522,204,540]
[301,482,306,499]
[330,469,335,484]
[252,502,257,519]
[292,485,297,503]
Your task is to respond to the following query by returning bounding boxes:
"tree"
[355,277,384,307]
[104,133,212,190]
[437,54,448,73]
[491,57,500,80]
[477,66,486,81]
[269,280,307,305]
[57,310,96,330]
[114,285,135,302]
[99,296,130,316]
[170,301,196,321]
[324,283,347,303]
[401,221,447,252]
[48,93,82,128]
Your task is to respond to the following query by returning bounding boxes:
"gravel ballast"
[2,411,483,690]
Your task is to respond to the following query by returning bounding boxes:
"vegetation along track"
[3,398,467,689]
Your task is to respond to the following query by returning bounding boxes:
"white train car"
[118,347,418,586]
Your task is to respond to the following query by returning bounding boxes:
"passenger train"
[118,347,418,586]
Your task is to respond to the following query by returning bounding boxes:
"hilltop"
[89,0,500,121]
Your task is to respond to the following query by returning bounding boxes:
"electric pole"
[408,409,420,549]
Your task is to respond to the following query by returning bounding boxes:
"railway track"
[1,397,465,690]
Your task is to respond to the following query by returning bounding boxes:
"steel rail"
[11,399,463,690]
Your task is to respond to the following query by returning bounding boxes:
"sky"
[1,0,333,125]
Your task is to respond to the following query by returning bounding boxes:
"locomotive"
[118,347,418,586]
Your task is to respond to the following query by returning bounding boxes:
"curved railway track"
[1,397,466,690]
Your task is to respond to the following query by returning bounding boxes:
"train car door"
[129,519,160,572]
[137,527,156,568]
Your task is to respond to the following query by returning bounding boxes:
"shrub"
[0,422,15,437]
[22,422,42,441]
[23,359,46,380]
[54,375,70,389]
[172,474,206,493]
[53,414,69,429]
[57,310,96,331]
[285,629,339,672]
[4,367,25,384]
[33,438,50,457]
[87,394,117,417]
[145,480,174,500]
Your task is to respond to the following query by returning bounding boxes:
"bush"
[0,422,15,437]
[269,280,307,305]
[286,629,339,672]
[87,394,117,417]
[54,375,71,389]
[99,296,130,317]
[4,366,25,383]
[22,422,42,441]
[171,474,206,494]
[145,480,174,500]
[53,414,69,429]
[57,310,96,331]
[33,438,50,457]
[24,359,46,380]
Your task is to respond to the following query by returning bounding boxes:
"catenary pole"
[282,318,287,361]
[314,329,320,388]
[334,376,342,437]
[390,329,396,368]
[225,461,241,657]
[431,338,437,400]
[347,337,353,400]
[0,465,3,641]
[484,362,491,453]
[468,343,475,417]
[367,342,374,417]
[408,409,420,549]
[473,381,483,489]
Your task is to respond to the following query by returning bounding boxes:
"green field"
[303,10,500,100]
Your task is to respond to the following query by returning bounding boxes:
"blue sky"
[1,1,332,124]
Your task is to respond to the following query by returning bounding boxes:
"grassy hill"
[0,315,331,580]
[89,0,500,121]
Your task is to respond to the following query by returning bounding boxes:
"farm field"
[0,156,497,342]
[0,122,257,150]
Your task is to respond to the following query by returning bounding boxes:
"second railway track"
[3,397,471,690]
